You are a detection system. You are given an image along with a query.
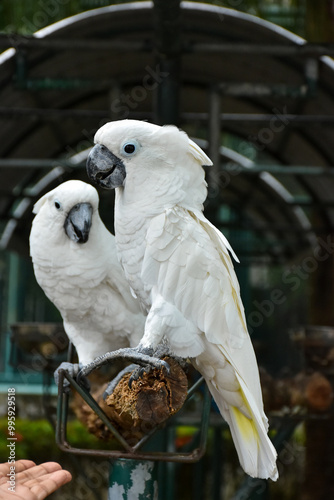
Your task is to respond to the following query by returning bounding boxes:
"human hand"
[0,460,72,500]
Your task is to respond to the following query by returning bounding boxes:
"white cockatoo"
[85,120,278,481]
[29,179,146,383]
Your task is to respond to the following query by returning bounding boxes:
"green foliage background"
[0,0,306,37]
[0,417,113,462]
[2,1,333,42]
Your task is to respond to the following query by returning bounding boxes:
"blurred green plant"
[0,0,141,34]
[2,1,334,42]
[0,0,306,36]
[0,417,112,462]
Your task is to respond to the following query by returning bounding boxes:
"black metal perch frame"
[56,368,211,463]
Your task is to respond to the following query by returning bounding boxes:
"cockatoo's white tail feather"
[205,374,278,481]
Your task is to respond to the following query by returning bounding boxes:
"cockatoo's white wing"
[141,206,278,480]
[142,206,246,351]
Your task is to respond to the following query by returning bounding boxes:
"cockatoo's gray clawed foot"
[152,345,189,370]
[103,364,138,399]
[77,346,170,386]
[128,364,154,388]
[54,362,90,392]
[128,350,188,387]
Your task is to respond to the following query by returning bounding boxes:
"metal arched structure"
[1,1,334,260]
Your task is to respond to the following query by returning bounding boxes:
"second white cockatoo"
[85,119,278,481]
[29,179,146,386]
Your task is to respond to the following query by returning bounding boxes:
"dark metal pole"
[153,0,181,125]
[206,85,222,212]
[208,85,221,183]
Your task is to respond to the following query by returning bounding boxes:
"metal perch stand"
[56,369,211,499]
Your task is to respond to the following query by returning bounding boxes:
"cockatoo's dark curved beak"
[64,202,93,244]
[86,144,126,190]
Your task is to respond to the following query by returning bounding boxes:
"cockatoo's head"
[86,119,212,211]
[31,180,99,244]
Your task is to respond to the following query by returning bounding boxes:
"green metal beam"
[220,164,334,176]
[1,159,334,177]
[0,158,82,169]
[2,107,334,125]
[2,35,334,58]
[0,34,146,51]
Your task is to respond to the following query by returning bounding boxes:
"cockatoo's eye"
[124,144,135,154]
[54,201,61,210]
[121,140,140,157]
